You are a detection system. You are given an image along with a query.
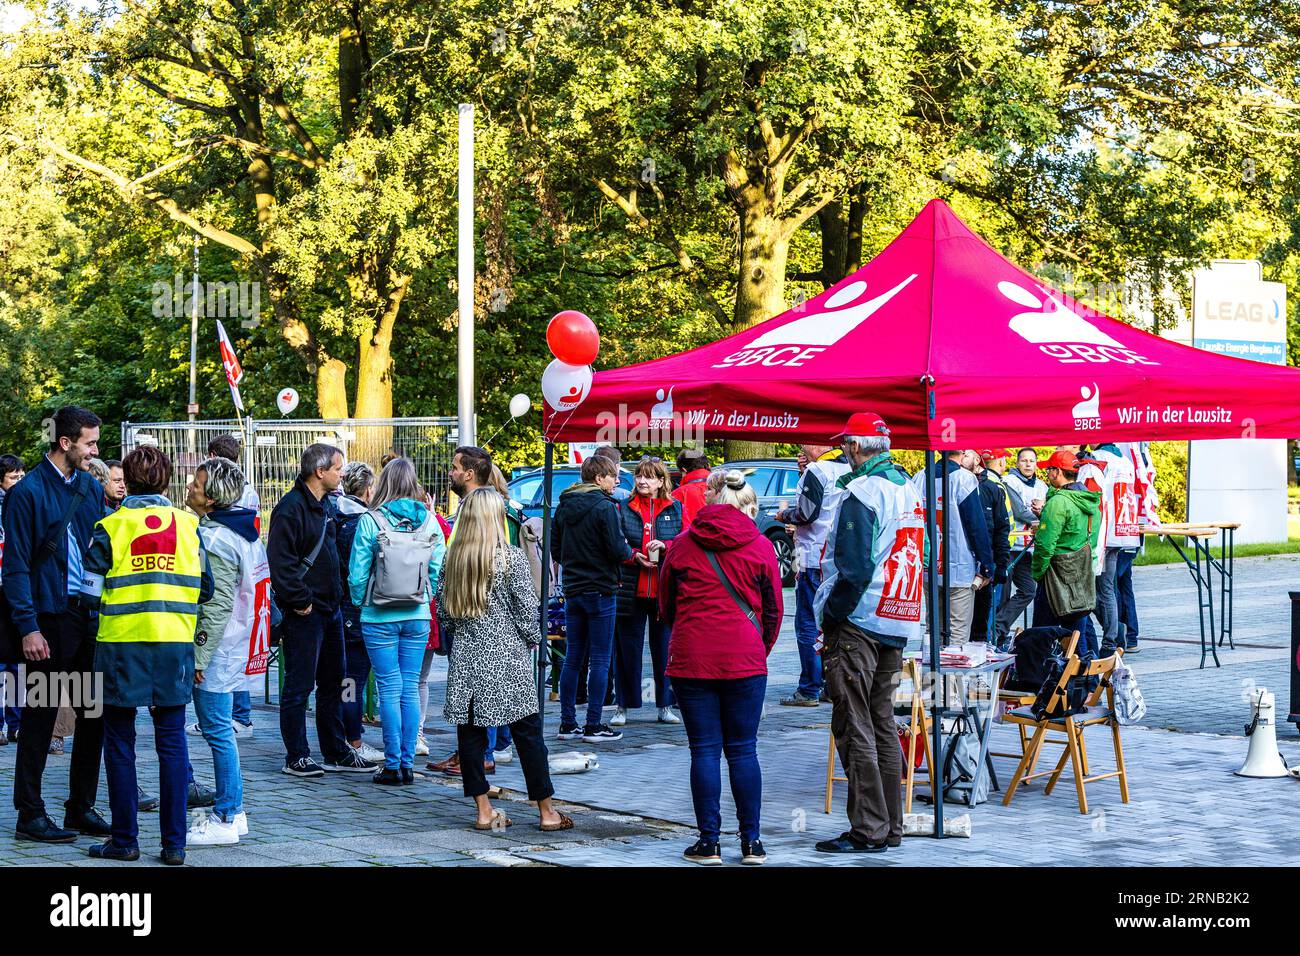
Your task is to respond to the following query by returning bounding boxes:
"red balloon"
[547,310,600,365]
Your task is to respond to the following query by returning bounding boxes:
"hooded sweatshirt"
[1031,487,1102,581]
[348,498,446,624]
[659,504,783,680]
[552,481,632,596]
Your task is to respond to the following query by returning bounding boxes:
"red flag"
[216,320,245,411]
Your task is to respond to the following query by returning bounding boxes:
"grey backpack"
[363,508,440,608]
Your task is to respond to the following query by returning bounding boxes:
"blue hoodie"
[347,498,446,624]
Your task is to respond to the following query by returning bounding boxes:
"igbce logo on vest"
[877,526,924,621]
[129,513,178,572]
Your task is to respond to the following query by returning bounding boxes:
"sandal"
[473,810,513,831]
[539,812,574,832]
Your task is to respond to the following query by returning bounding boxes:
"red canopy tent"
[545,198,1300,447]
[536,197,1300,837]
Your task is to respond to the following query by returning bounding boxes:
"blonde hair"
[442,488,506,619]
[489,464,511,499]
[707,468,759,519]
[370,457,421,510]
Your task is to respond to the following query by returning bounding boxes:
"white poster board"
[1186,262,1288,544]
[567,441,609,466]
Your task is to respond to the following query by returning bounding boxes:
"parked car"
[507,466,635,520]
[720,459,804,587]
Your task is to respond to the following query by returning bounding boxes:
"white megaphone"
[1235,689,1291,778]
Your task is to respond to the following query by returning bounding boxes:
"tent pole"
[940,454,951,645]
[537,441,555,727]
[924,448,944,839]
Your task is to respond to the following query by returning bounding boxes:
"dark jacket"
[615,495,683,611]
[659,504,783,679]
[0,457,105,640]
[552,482,632,597]
[976,470,1012,581]
[268,478,340,614]
[333,494,369,624]
[83,495,214,708]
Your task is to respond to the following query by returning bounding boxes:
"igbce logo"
[129,513,178,572]
[999,280,1159,366]
[713,274,918,370]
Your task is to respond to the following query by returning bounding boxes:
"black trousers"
[14,605,104,822]
[457,702,554,802]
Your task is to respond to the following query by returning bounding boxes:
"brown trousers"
[824,620,903,845]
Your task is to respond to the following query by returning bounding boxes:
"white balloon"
[276,387,300,416]
[541,360,592,412]
[509,393,532,418]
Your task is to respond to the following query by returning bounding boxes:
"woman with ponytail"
[659,469,783,865]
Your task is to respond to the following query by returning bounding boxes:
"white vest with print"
[197,521,273,694]
[909,464,981,587]
[815,469,926,643]
[795,458,851,572]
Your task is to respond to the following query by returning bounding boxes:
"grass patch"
[1135,537,1300,566]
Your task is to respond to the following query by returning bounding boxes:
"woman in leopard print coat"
[437,489,571,831]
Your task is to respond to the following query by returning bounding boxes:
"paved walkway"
[0,554,1296,867]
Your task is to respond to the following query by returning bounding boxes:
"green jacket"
[1031,487,1101,581]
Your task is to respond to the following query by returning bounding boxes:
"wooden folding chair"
[823,658,936,814]
[1001,649,1130,814]
[991,630,1079,764]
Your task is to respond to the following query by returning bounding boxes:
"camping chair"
[1001,650,1130,815]
[991,630,1080,765]
[824,658,936,814]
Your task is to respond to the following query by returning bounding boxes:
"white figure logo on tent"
[744,273,919,348]
[998,280,1124,347]
[649,386,675,422]
[1072,383,1101,422]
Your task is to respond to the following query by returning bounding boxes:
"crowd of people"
[0,404,1159,865]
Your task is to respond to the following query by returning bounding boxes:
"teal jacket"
[347,499,446,624]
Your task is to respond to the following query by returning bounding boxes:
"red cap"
[832,412,891,441]
[976,448,1010,463]
[1040,450,1079,472]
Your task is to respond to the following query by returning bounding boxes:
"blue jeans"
[103,704,188,852]
[671,675,766,843]
[362,619,429,769]
[614,597,673,709]
[560,592,617,730]
[1094,549,1120,648]
[232,691,251,727]
[487,725,513,753]
[794,570,824,697]
[279,606,349,765]
[1116,549,1139,645]
[341,609,371,742]
[193,687,243,821]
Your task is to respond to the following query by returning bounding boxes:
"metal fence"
[121,417,461,523]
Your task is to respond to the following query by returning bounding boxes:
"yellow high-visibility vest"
[97,505,202,644]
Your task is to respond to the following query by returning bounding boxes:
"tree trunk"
[817,200,847,287]
[316,359,350,419]
[726,206,789,462]
[845,191,867,274]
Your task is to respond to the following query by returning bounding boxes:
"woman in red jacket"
[613,458,684,727]
[659,469,783,866]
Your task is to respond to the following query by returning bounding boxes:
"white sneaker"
[187,813,239,847]
[415,734,430,757]
[493,746,514,764]
[352,741,385,763]
[232,721,254,739]
[185,721,204,737]
[658,707,680,724]
[610,707,627,727]
[233,811,248,837]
